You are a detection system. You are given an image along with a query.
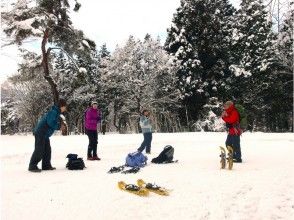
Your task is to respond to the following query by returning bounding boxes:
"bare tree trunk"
[41,29,59,104]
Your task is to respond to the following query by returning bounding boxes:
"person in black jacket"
[28,99,67,172]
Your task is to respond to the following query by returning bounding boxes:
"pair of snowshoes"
[118,179,170,197]
[219,146,234,170]
[108,166,140,174]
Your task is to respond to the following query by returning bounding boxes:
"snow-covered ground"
[1,132,294,220]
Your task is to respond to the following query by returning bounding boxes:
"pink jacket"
[85,107,101,131]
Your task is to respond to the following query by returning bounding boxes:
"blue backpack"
[125,151,148,167]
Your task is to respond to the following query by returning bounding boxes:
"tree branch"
[47,47,80,70]
[41,29,59,104]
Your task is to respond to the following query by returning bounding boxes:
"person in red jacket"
[221,101,242,163]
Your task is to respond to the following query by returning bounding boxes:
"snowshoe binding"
[121,167,140,174]
[118,181,149,196]
[108,165,125,174]
[137,179,170,196]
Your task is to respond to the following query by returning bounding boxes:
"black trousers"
[225,134,242,160]
[86,129,98,157]
[29,134,52,169]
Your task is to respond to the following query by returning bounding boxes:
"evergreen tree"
[231,0,290,131]
[97,44,111,122]
[7,50,52,132]
[99,43,111,59]
[277,2,293,75]
[105,35,180,133]
[52,48,100,133]
[271,3,294,132]
[1,82,18,134]
[2,0,95,104]
[165,0,236,130]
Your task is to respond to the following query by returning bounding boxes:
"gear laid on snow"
[118,181,149,196]
[219,146,234,170]
[137,179,170,196]
[121,167,140,174]
[151,145,177,164]
[66,154,86,170]
[219,146,226,169]
[107,165,125,174]
[125,151,148,167]
[227,145,234,170]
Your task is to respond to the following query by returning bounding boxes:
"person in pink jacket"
[84,101,101,160]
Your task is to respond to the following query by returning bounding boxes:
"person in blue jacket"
[28,99,67,172]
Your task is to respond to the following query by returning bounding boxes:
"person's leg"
[92,130,98,157]
[29,135,45,171]
[86,129,92,158]
[233,135,242,161]
[145,133,152,153]
[42,138,55,169]
[87,130,99,160]
[225,134,233,148]
[138,133,148,152]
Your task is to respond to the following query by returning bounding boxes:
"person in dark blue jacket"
[28,99,67,172]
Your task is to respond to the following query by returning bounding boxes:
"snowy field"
[1,132,294,220]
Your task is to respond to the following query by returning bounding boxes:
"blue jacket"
[139,116,152,133]
[34,105,61,138]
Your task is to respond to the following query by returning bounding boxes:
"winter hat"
[224,101,233,107]
[91,101,98,105]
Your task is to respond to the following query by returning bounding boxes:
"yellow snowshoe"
[226,145,234,170]
[118,181,149,197]
[137,179,170,196]
[219,146,226,169]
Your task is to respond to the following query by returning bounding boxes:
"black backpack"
[151,145,174,164]
[66,154,86,170]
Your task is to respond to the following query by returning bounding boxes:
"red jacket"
[222,105,241,135]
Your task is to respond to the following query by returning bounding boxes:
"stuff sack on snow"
[66,153,86,170]
[125,151,148,168]
[151,145,174,164]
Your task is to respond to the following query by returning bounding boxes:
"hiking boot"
[92,156,101,160]
[28,167,42,172]
[87,157,95,160]
[233,158,242,163]
[42,166,56,170]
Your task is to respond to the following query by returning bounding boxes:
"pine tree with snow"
[52,48,100,133]
[230,0,291,131]
[104,35,180,133]
[277,2,293,75]
[1,82,19,134]
[231,0,275,77]
[99,43,111,59]
[269,3,294,132]
[1,0,95,104]
[165,0,236,129]
[7,50,52,131]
